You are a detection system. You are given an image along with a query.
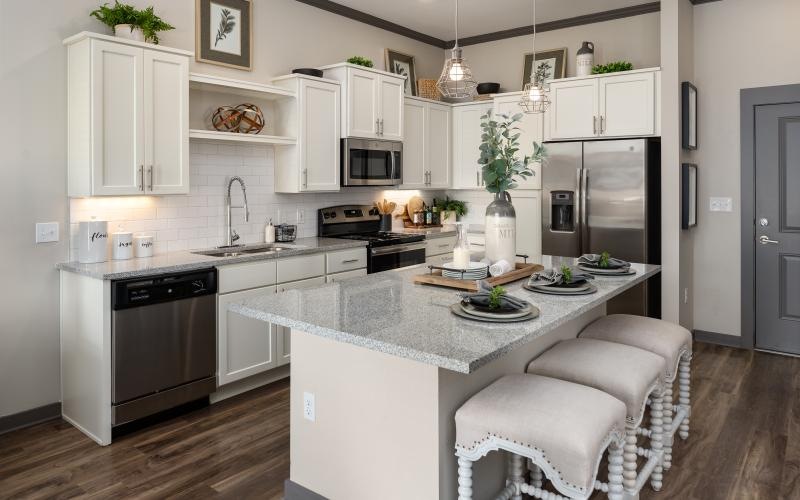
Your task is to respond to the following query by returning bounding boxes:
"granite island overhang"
[230,256,661,499]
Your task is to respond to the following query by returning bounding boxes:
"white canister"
[134,235,154,258]
[112,232,134,260]
[78,219,108,264]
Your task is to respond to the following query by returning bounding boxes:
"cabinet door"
[218,286,277,386]
[326,268,368,283]
[494,96,543,189]
[379,75,405,140]
[511,191,542,263]
[90,40,144,195]
[452,103,492,189]
[276,326,291,367]
[401,99,427,188]
[301,79,341,191]
[347,67,379,138]
[143,50,189,195]
[427,103,451,188]
[548,79,599,140]
[599,72,655,137]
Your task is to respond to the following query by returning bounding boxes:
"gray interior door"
[755,103,800,354]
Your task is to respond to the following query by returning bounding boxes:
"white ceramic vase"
[484,191,517,266]
[114,24,144,42]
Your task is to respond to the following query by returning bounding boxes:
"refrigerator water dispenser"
[550,191,575,232]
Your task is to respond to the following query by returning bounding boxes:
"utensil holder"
[379,214,392,232]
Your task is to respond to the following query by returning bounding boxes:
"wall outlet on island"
[303,391,315,422]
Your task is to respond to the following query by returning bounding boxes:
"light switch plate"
[35,222,59,243]
[709,197,733,212]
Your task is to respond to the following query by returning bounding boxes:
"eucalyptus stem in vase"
[478,110,546,267]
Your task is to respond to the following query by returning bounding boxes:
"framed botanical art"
[522,48,567,89]
[682,163,698,229]
[385,49,417,96]
[196,0,252,70]
[682,81,698,150]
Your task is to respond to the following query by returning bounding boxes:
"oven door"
[342,138,402,187]
[369,242,426,273]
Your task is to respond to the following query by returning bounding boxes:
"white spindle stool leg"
[527,458,544,488]
[662,384,673,470]
[649,393,664,491]
[679,354,691,440]
[608,439,625,500]
[623,424,638,495]
[458,457,473,500]
[507,452,524,500]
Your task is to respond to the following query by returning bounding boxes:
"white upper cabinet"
[402,97,451,189]
[451,102,492,189]
[272,75,341,193]
[321,63,405,140]
[546,68,660,141]
[65,32,191,196]
[493,94,543,190]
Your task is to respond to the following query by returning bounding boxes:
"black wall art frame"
[682,163,697,229]
[196,0,252,70]
[682,81,698,150]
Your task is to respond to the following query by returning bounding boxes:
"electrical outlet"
[297,209,305,224]
[684,288,689,304]
[303,392,315,422]
[35,222,59,243]
[709,197,733,213]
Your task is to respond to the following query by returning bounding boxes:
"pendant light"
[519,0,550,113]
[437,0,477,99]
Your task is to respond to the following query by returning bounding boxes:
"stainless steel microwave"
[341,138,402,187]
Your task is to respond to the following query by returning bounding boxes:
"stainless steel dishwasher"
[111,269,217,426]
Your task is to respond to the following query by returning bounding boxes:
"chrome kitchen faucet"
[224,176,249,247]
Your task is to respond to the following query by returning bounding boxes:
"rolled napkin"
[489,259,513,277]
[578,253,631,269]
[460,280,528,311]
[528,267,595,287]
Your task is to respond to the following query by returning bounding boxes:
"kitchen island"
[231,256,660,500]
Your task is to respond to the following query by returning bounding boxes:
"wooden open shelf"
[189,73,296,101]
[188,129,296,145]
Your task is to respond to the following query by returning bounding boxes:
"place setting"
[523,265,598,296]
[450,280,540,323]
[577,252,636,277]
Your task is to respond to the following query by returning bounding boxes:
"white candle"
[453,247,471,269]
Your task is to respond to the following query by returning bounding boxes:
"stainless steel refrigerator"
[541,139,661,317]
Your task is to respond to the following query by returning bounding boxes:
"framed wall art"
[196,0,252,70]
[522,48,567,89]
[682,163,698,229]
[682,81,697,150]
[385,49,417,96]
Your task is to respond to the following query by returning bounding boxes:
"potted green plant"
[346,56,374,68]
[478,110,546,264]
[90,2,174,44]
[434,196,467,225]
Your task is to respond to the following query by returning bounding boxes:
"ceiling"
[327,0,653,41]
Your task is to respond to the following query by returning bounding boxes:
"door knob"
[759,235,779,245]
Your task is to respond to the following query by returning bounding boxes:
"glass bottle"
[484,191,516,264]
[452,223,471,269]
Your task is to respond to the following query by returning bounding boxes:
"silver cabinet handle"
[381,118,385,136]
[471,242,485,247]
[438,243,450,248]
[593,116,597,135]
[476,171,480,186]
[376,118,380,135]
[341,259,360,264]
[600,116,605,134]
[147,165,153,191]
[302,168,308,188]
[139,165,144,191]
[759,235,779,245]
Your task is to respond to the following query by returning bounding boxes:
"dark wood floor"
[1,342,798,499]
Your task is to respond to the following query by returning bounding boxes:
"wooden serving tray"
[413,262,544,292]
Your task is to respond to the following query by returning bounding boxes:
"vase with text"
[485,191,516,266]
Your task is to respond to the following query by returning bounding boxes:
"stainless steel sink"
[192,244,301,258]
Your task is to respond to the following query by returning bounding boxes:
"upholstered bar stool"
[455,374,627,500]
[579,314,692,470]
[526,339,667,498]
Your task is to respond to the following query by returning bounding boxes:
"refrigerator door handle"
[580,168,589,251]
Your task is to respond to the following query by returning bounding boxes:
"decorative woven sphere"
[211,106,242,132]
[211,103,265,134]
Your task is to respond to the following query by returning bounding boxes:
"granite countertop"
[230,256,661,374]
[56,237,368,280]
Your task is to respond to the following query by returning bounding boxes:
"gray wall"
[0,0,445,419]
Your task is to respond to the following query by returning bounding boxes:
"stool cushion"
[455,374,626,497]
[579,314,692,382]
[526,338,665,426]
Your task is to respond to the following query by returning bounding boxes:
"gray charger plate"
[450,303,540,323]
[578,265,637,276]
[523,283,598,295]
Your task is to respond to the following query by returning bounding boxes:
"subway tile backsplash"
[69,142,440,259]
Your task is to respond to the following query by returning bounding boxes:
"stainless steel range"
[318,205,425,273]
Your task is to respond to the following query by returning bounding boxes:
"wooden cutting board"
[413,262,544,291]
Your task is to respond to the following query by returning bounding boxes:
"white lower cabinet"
[274,275,327,366]
[326,268,368,283]
[217,286,278,386]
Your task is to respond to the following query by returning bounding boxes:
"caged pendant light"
[519,0,550,113]
[437,0,477,99]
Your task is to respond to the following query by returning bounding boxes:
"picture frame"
[522,48,567,89]
[682,81,698,150]
[385,49,417,96]
[682,163,698,229]
[196,0,252,71]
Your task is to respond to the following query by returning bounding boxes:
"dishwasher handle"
[112,268,217,310]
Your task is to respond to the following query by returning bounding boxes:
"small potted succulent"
[434,196,468,225]
[90,1,174,44]
[346,56,374,68]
